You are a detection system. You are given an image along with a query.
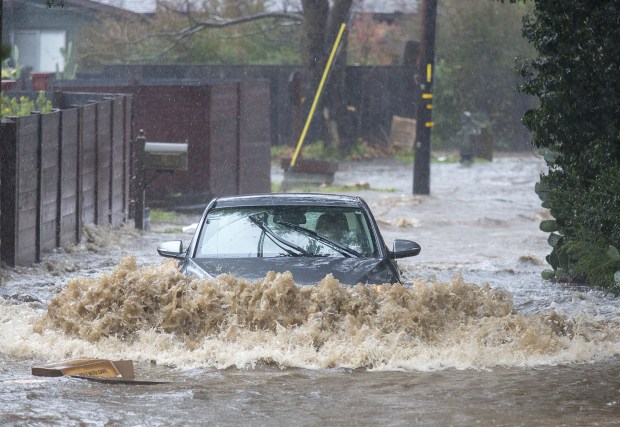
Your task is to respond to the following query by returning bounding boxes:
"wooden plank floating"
[32,358,134,379]
[32,358,171,385]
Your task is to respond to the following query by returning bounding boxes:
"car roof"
[212,193,365,209]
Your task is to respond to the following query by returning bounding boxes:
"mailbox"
[144,142,188,171]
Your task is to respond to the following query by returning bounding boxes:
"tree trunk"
[300,0,353,153]
[301,0,329,84]
[325,0,353,153]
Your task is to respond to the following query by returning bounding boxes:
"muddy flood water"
[2,153,620,426]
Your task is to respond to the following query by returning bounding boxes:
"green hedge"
[519,1,620,289]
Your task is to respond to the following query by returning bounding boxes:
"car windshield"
[194,205,377,258]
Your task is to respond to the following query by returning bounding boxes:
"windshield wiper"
[248,215,310,257]
[275,221,362,258]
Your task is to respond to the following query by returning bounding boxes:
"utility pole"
[413,0,438,195]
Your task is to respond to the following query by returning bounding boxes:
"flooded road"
[2,153,620,426]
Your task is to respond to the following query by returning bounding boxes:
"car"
[157,193,421,285]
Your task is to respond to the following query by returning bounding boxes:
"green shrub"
[521,2,620,289]
[1,91,53,118]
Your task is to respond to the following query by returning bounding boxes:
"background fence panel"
[123,96,132,220]
[97,64,413,146]
[0,120,17,265]
[208,83,240,197]
[80,103,97,225]
[110,96,126,224]
[48,81,272,204]
[0,124,3,277]
[17,115,41,265]
[0,115,40,265]
[40,111,61,252]
[96,100,112,225]
[58,108,79,247]
[238,80,271,195]
[133,83,211,202]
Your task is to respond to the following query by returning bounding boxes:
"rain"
[2,0,620,425]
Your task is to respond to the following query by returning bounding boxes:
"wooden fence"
[0,92,132,266]
[50,80,272,205]
[69,64,416,147]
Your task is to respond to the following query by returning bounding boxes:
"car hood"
[184,257,398,285]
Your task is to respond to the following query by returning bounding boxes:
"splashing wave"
[1,256,619,370]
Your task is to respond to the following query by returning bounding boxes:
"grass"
[163,227,183,234]
[149,209,177,223]
[274,182,396,194]
[271,140,394,163]
[321,184,396,193]
[271,141,481,165]
[432,153,460,163]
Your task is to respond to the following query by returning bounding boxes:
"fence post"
[0,122,3,282]
[134,129,146,230]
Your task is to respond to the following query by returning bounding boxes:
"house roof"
[362,0,419,13]
[85,0,419,15]
[90,0,157,14]
[2,0,145,19]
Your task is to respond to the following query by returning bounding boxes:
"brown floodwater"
[2,154,620,426]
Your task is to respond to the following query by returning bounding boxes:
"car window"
[195,206,376,258]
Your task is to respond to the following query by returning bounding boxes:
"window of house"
[13,30,66,72]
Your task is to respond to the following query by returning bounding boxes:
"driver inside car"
[315,212,349,243]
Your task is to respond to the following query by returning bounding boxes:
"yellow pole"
[289,22,347,170]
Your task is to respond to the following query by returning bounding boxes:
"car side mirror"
[390,239,421,259]
[157,240,185,259]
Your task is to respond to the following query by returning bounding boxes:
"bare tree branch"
[78,1,304,67]
[176,12,304,38]
[140,3,304,50]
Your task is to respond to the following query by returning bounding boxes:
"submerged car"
[157,193,421,285]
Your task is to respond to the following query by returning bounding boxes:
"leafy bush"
[1,91,53,118]
[1,45,22,79]
[521,2,620,289]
